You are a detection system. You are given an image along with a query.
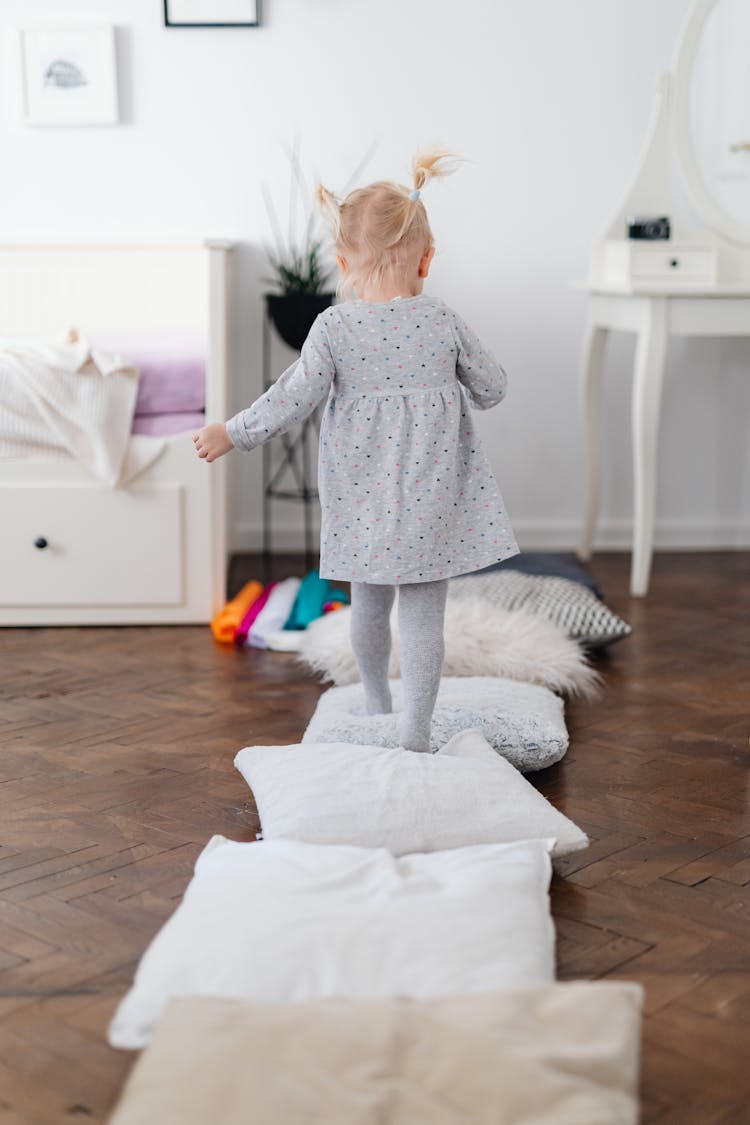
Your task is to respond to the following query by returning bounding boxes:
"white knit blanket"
[0,329,165,486]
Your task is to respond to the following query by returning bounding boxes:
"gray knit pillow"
[450,571,630,649]
[303,676,569,772]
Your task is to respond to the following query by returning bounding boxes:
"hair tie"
[408,188,421,202]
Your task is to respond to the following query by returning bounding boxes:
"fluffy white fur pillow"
[235,728,588,858]
[298,598,599,698]
[109,836,556,1050]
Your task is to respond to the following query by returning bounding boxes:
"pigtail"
[315,183,342,242]
[411,148,462,192]
[387,148,460,246]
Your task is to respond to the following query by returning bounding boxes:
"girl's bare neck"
[358,277,424,303]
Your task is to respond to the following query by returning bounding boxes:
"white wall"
[2,0,748,551]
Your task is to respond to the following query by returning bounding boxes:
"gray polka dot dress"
[226,293,519,585]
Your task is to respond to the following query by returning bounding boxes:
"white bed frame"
[0,241,232,625]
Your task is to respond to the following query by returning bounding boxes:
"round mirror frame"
[672,0,750,247]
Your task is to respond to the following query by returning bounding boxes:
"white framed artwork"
[164,1,260,27]
[20,25,119,126]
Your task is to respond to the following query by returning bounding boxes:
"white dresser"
[578,0,750,595]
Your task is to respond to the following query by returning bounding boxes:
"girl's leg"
[350,581,396,715]
[397,579,448,753]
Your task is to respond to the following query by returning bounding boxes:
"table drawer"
[631,247,716,281]
[1,482,183,606]
[597,240,718,288]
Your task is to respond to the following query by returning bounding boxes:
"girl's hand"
[193,423,234,462]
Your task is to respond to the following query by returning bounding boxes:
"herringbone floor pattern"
[0,552,748,1123]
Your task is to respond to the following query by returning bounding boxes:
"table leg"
[262,310,272,584]
[578,317,609,561]
[631,298,667,597]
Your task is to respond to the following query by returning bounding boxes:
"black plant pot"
[265,292,335,353]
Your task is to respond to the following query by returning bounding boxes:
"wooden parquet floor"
[0,551,748,1124]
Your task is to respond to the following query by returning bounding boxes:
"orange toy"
[211,580,263,643]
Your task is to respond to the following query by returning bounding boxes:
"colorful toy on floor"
[210,580,263,643]
[212,569,350,650]
[245,578,302,649]
[283,570,349,631]
[234,583,275,645]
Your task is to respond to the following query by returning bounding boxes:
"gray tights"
[349,580,448,753]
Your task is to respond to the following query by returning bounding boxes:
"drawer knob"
[34,537,49,550]
[670,258,679,268]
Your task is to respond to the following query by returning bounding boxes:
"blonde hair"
[316,148,460,300]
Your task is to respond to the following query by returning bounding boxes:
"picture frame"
[164,1,260,28]
[20,25,118,127]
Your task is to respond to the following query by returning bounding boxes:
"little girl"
[194,149,519,752]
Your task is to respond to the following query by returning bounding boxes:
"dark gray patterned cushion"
[450,571,631,649]
[471,552,602,596]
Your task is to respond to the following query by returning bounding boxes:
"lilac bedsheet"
[91,333,206,415]
[131,411,205,437]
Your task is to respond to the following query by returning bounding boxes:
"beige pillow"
[109,983,642,1125]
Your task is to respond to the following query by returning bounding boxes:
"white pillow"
[303,676,569,771]
[108,984,643,1125]
[235,728,588,859]
[108,836,555,1050]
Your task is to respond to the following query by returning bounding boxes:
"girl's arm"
[195,313,335,461]
[450,309,508,410]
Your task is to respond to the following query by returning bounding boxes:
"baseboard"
[511,518,750,551]
[232,518,750,553]
[232,520,322,553]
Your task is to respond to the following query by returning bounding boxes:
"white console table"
[578,284,750,596]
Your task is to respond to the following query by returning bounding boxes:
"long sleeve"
[450,309,508,410]
[226,313,335,452]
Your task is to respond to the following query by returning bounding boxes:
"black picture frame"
[164,0,260,28]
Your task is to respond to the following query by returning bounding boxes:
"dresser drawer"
[0,482,183,606]
[630,247,716,281]
[598,240,718,288]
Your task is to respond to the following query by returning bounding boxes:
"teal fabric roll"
[284,571,335,630]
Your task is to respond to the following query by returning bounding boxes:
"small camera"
[627,215,671,241]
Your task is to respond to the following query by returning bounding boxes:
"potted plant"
[264,238,335,353]
[261,141,335,352]
[262,139,377,352]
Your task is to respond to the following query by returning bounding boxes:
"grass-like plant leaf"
[262,138,378,297]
